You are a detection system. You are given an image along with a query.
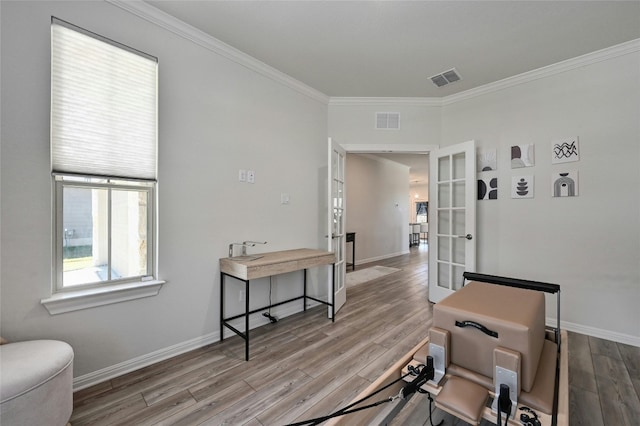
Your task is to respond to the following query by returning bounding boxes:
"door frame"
[339,143,439,284]
[337,142,476,301]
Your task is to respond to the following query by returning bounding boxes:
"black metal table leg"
[220,254,336,361]
[303,269,307,312]
[352,239,356,270]
[220,272,224,341]
[245,279,250,361]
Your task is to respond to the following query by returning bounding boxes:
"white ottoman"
[0,340,74,426]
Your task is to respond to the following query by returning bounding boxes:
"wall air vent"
[376,112,400,130]
[430,68,462,88]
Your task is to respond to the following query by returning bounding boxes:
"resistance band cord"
[497,405,511,426]
[408,364,443,426]
[424,391,442,426]
[286,369,414,426]
[287,364,442,426]
[263,277,278,323]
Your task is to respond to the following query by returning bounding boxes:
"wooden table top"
[220,248,335,280]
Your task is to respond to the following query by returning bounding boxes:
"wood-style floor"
[71,244,639,425]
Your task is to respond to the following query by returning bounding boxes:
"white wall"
[328,49,640,345]
[329,103,440,262]
[2,2,638,390]
[329,101,441,146]
[0,1,329,380]
[346,154,410,263]
[441,51,640,343]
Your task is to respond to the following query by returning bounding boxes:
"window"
[55,176,154,289]
[416,201,428,223]
[50,18,158,294]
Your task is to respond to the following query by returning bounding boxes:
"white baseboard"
[73,330,219,391]
[547,318,639,347]
[73,302,317,391]
[74,307,638,390]
[356,250,410,266]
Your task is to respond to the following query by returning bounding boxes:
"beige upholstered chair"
[411,224,421,246]
[0,339,74,426]
[420,222,428,243]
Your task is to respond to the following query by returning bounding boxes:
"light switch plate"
[239,169,247,182]
[247,170,255,184]
[281,193,290,204]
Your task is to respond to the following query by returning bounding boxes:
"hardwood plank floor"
[71,244,639,425]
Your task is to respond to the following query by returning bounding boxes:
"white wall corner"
[105,0,330,104]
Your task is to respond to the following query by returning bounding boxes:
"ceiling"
[146,1,640,98]
[144,1,639,184]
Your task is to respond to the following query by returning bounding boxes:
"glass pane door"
[429,141,476,302]
[328,138,347,316]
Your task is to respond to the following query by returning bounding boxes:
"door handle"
[457,234,473,240]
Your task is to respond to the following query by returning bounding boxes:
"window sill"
[41,280,166,315]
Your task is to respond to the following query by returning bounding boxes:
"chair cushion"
[0,340,74,403]
[436,375,488,425]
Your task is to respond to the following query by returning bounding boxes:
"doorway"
[334,141,477,306]
[340,144,434,279]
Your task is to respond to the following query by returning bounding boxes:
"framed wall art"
[511,175,534,199]
[511,144,535,168]
[552,137,579,164]
[478,177,498,200]
[552,170,579,197]
[477,148,497,172]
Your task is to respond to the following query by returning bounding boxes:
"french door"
[327,138,347,317]
[428,140,476,303]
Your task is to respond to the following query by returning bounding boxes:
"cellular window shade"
[51,19,158,180]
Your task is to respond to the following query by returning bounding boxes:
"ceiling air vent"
[376,112,400,130]
[430,68,462,88]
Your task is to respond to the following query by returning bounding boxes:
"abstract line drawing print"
[511,175,534,199]
[511,144,535,168]
[477,149,497,172]
[552,137,579,164]
[552,171,579,197]
[478,177,498,200]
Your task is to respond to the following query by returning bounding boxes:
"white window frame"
[42,18,164,314]
[53,175,156,291]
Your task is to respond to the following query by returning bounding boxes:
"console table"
[219,248,336,360]
[346,232,356,271]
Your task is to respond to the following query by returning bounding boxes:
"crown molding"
[105,1,639,109]
[106,0,330,104]
[329,97,442,107]
[441,38,640,106]
[330,39,640,107]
